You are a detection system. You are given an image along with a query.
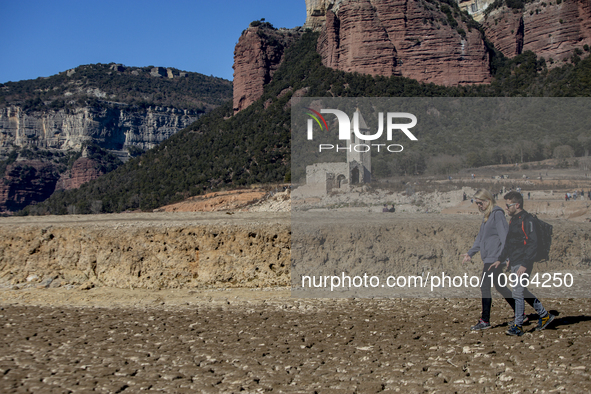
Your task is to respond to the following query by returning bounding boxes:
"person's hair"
[474,189,496,221]
[504,191,524,209]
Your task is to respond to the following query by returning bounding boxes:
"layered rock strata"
[0,105,200,154]
[316,0,492,85]
[482,0,591,62]
[233,0,591,114]
[234,0,493,114]
[55,157,103,191]
[233,26,301,113]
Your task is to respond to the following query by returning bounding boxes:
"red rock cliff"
[55,157,104,191]
[233,0,591,114]
[482,0,591,62]
[0,161,59,212]
[232,26,301,114]
[317,0,492,86]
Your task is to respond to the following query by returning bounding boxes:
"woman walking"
[462,189,526,330]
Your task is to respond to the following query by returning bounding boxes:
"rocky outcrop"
[0,105,200,154]
[55,157,103,191]
[0,104,196,210]
[318,5,399,77]
[457,0,496,22]
[233,1,492,114]
[304,0,339,29]
[482,0,591,62]
[234,0,591,113]
[317,0,492,85]
[233,26,301,114]
[0,160,59,212]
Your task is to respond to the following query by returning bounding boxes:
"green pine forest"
[22,25,591,215]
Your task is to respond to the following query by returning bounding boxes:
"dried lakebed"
[0,289,590,393]
[0,212,590,392]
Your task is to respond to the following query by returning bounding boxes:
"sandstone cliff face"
[55,157,103,191]
[317,0,492,85]
[233,27,301,114]
[0,105,200,154]
[317,5,400,77]
[234,0,591,114]
[482,0,591,62]
[0,160,59,212]
[233,0,492,114]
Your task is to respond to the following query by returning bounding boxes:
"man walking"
[490,191,555,336]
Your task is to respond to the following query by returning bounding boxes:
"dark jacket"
[467,205,508,264]
[498,210,538,270]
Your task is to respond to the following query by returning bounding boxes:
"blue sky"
[0,0,306,83]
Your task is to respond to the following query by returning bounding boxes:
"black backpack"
[522,214,553,262]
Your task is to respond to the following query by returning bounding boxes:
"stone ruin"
[294,109,371,198]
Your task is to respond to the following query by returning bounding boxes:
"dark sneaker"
[535,313,555,331]
[506,324,524,336]
[470,319,491,331]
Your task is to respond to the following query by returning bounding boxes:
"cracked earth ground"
[0,288,590,393]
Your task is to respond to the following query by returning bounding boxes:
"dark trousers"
[481,263,536,323]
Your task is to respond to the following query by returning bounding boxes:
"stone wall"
[306,162,348,185]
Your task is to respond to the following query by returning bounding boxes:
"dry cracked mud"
[1,288,590,393]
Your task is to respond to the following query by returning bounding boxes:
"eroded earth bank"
[1,212,590,291]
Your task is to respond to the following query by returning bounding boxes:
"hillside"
[0,63,232,113]
[0,64,232,212]
[23,26,591,215]
[0,63,232,157]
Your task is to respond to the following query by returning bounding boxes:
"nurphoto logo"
[305,108,418,153]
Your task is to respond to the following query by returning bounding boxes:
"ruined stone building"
[295,109,371,198]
